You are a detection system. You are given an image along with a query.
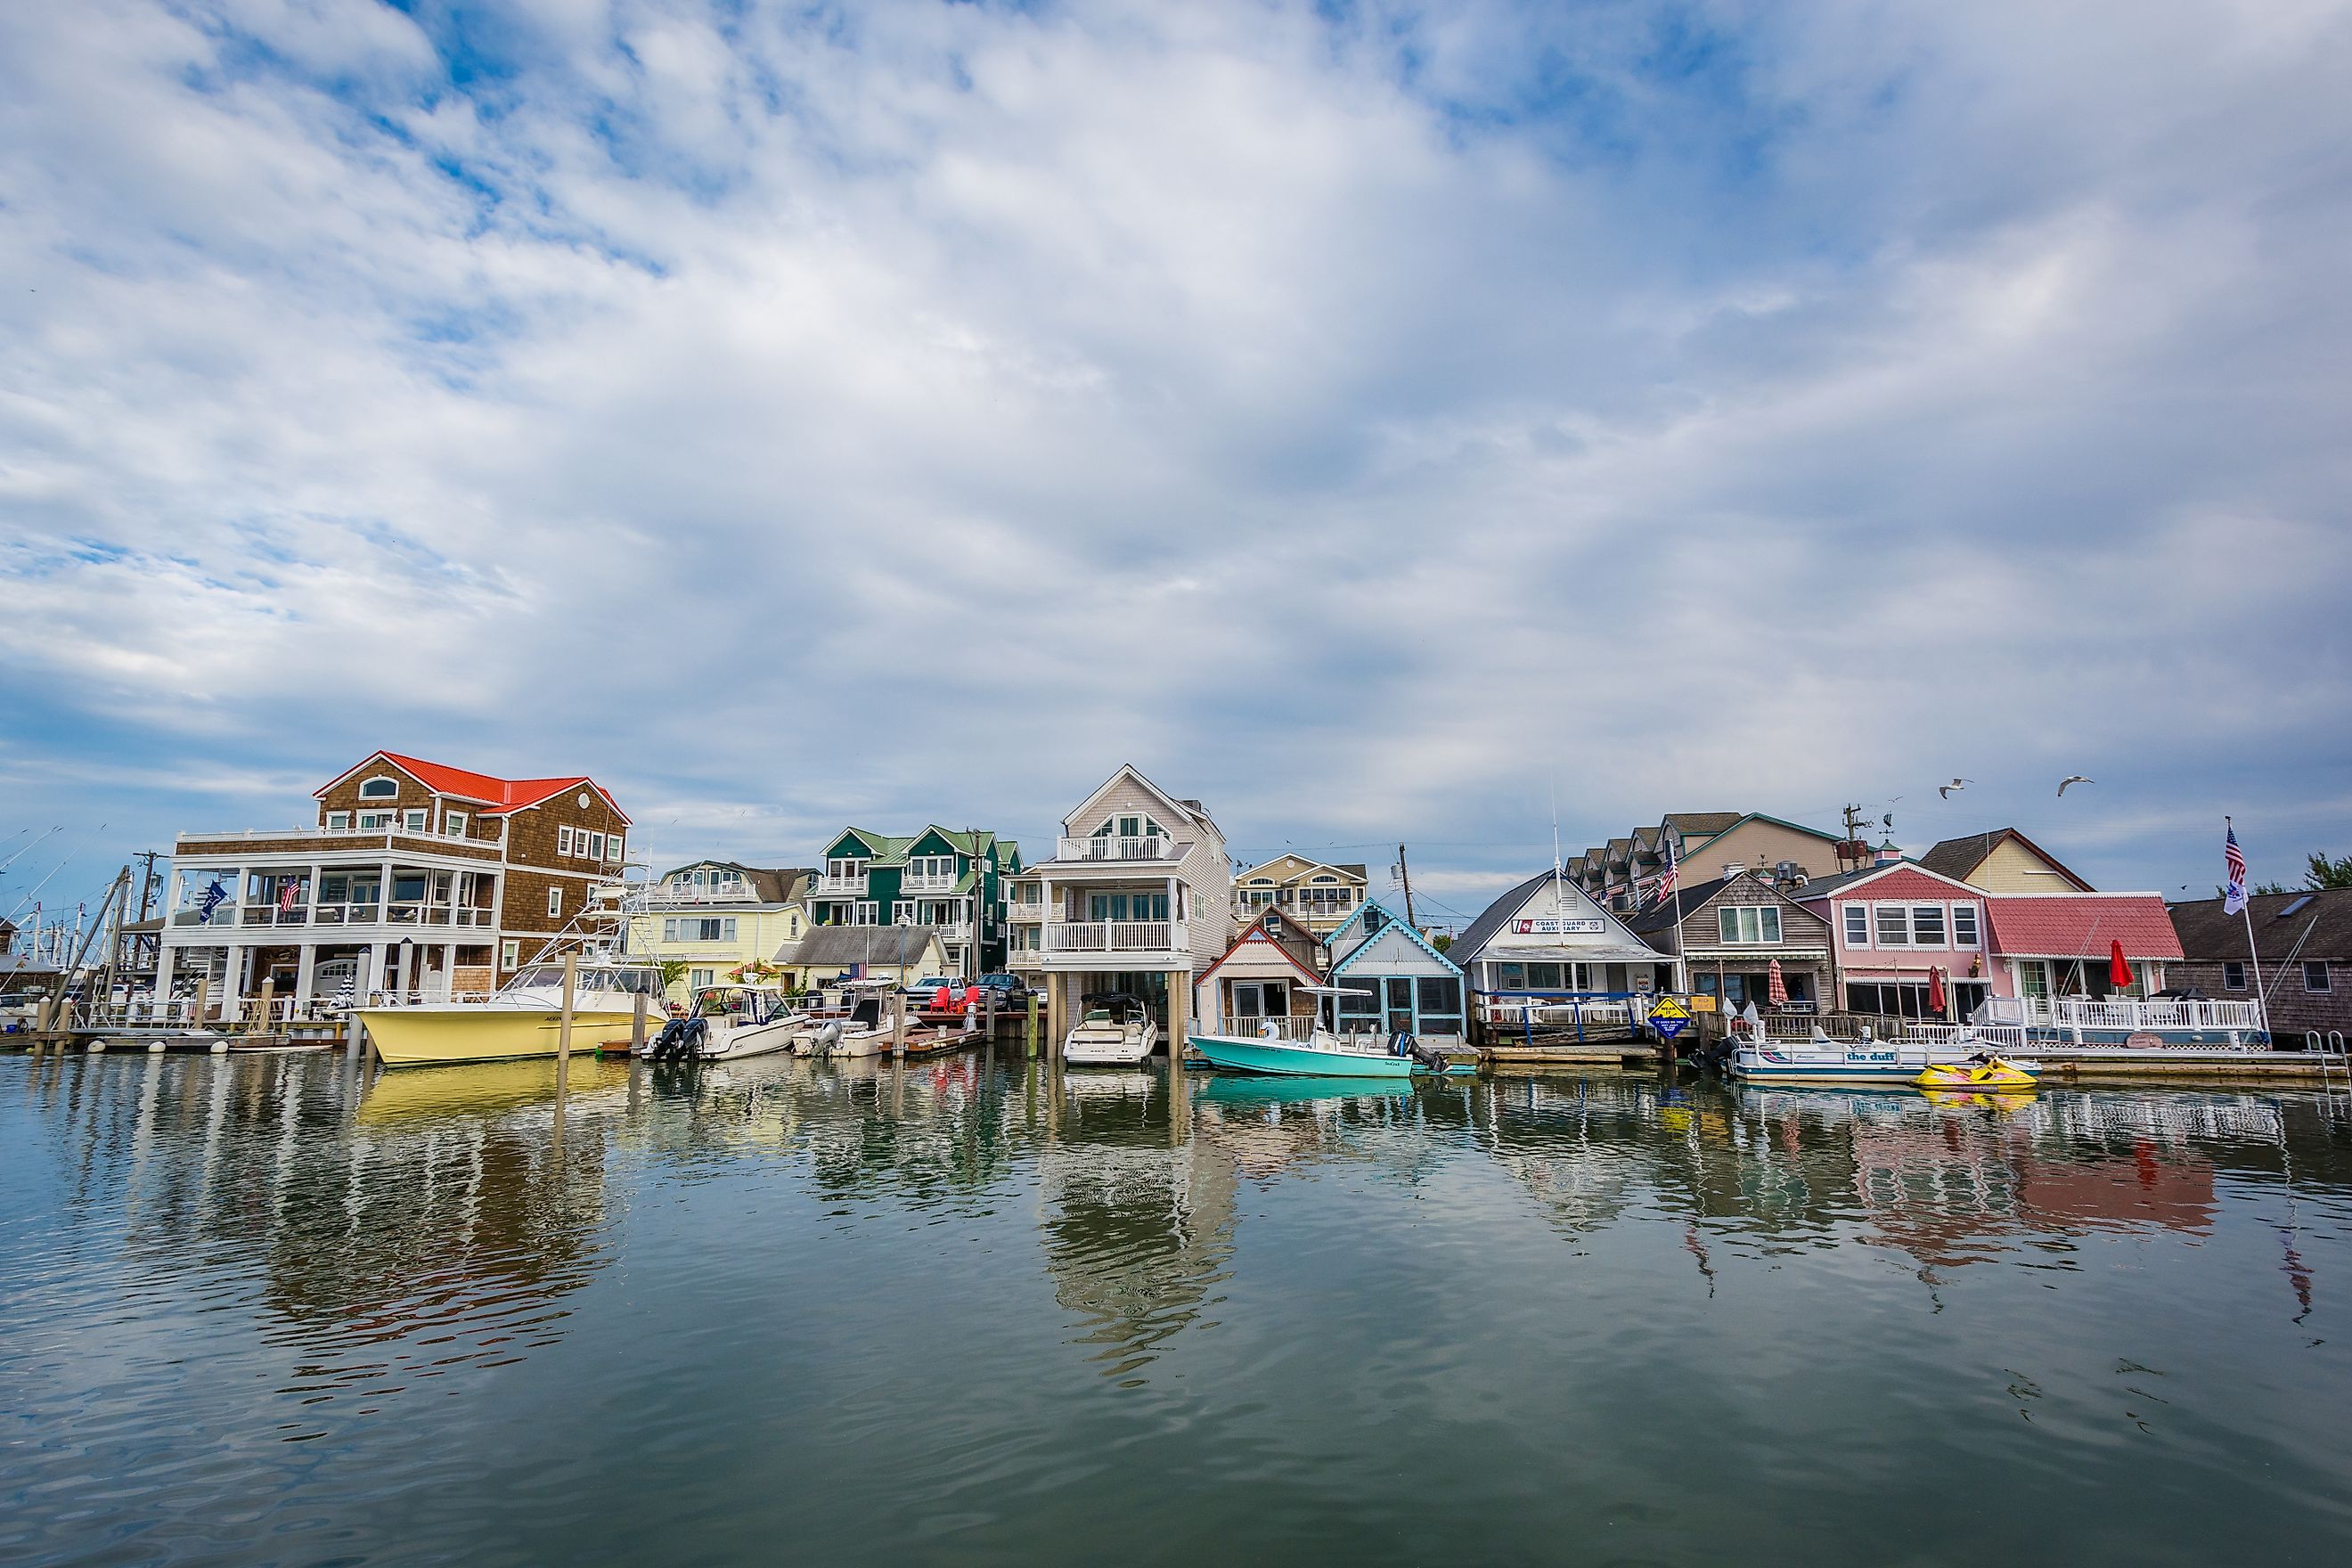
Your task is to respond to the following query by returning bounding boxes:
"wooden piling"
[631,991,649,1055]
[1026,991,1041,1057]
[557,951,576,1089]
[192,976,211,1033]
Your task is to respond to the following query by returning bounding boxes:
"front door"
[1385,976,1414,1034]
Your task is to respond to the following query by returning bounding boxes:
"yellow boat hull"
[359,1006,640,1067]
[1914,1058,2038,1091]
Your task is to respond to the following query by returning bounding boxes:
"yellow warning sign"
[1648,995,1691,1022]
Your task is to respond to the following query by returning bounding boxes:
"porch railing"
[222,902,494,928]
[1980,997,2265,1033]
[817,874,869,896]
[1044,920,1185,953]
[900,873,960,894]
[1056,836,1183,863]
[1006,902,1045,923]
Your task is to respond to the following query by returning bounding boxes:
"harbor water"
[4,1050,2350,1565]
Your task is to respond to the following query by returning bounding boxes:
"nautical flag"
[196,877,228,925]
[2224,822,2248,916]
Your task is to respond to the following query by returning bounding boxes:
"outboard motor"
[649,1015,706,1061]
[813,1020,844,1058]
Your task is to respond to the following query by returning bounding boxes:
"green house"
[811,826,1021,977]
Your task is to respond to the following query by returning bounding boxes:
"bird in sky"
[1938,779,1971,799]
[2058,776,2094,796]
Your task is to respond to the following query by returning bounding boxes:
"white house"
[1450,870,1683,1024]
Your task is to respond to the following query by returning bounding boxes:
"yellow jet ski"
[1915,1057,2038,1091]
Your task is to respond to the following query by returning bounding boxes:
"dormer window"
[358,776,399,800]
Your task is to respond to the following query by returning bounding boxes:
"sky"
[3,0,2349,930]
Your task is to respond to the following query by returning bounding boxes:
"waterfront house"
[1231,855,1368,936]
[1195,909,1326,1033]
[1450,870,1681,1024]
[1629,870,1833,1015]
[2168,888,2352,1044]
[1005,764,1234,1043]
[773,924,947,992]
[1325,895,1469,1046]
[1916,829,2095,893]
[629,862,813,999]
[157,751,631,1019]
[809,827,1019,978]
[1791,859,2194,1032]
[1578,812,1847,911]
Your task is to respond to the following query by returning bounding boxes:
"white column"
[221,944,246,1021]
[153,945,176,1020]
[294,943,317,1007]
[439,943,457,1000]
[365,941,388,1000]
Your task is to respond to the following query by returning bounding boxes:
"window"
[356,811,391,830]
[587,831,605,861]
[443,812,467,837]
[1910,905,1946,946]
[1717,905,1782,944]
[501,940,519,969]
[606,834,623,863]
[1843,906,1869,946]
[325,812,349,831]
[547,886,563,918]
[827,856,867,880]
[2307,962,2332,994]
[2223,961,2247,991]
[1952,903,1979,947]
[358,776,398,799]
[404,809,429,833]
[668,918,737,943]
[558,826,575,855]
[1874,905,1909,945]
[893,901,918,924]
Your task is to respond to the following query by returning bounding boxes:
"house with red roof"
[1791,856,2217,1039]
[156,750,633,1019]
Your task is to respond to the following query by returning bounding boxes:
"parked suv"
[973,973,1032,1005]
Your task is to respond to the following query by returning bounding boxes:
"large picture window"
[1717,905,1782,944]
[1874,905,1910,945]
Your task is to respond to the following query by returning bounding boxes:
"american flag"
[1654,835,1678,902]
[2224,821,2248,916]
[279,878,301,914]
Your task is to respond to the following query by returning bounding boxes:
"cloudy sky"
[3,0,2348,926]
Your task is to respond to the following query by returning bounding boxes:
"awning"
[1476,944,1673,964]
[1984,896,2184,961]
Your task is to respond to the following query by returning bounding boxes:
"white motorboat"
[799,982,902,1058]
[1063,992,1158,1066]
[360,955,668,1066]
[640,984,807,1062]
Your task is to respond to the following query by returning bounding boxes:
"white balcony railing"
[935,922,976,946]
[1980,996,2266,1033]
[1055,836,1183,863]
[900,873,960,894]
[817,874,869,896]
[178,824,504,849]
[649,885,757,905]
[191,902,496,930]
[1044,920,1185,954]
[1007,902,1044,923]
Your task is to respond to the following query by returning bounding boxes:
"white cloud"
[1,0,2348,909]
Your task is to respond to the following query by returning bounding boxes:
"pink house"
[1794,862,2183,1021]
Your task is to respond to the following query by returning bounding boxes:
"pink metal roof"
[1985,895,2184,960]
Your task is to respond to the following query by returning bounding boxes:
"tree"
[1430,932,1453,953]
[2303,852,2352,891]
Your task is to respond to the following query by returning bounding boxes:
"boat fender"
[1258,1020,1279,1040]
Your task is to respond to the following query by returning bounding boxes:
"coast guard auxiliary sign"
[1512,917,1607,935]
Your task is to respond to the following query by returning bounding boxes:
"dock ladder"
[2314,1032,2349,1117]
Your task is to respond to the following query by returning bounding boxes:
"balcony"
[934,921,976,946]
[178,824,505,853]
[1055,836,1184,863]
[900,872,960,894]
[817,873,869,896]
[197,902,498,931]
[1981,996,2266,1034]
[1007,902,1045,923]
[1043,919,1187,955]
[648,884,758,906]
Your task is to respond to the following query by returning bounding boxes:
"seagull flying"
[2057,776,2094,796]
[1938,779,1971,799]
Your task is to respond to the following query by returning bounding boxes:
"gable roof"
[1680,812,1843,856]
[1662,811,1744,838]
[1328,896,1462,976]
[1450,870,1661,964]
[1788,861,1983,902]
[2169,888,2352,964]
[1200,909,1325,986]
[318,751,630,822]
[658,862,814,903]
[775,924,943,967]
[1065,764,1215,840]
[1917,829,2093,891]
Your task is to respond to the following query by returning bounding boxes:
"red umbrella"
[1767,958,1788,1007]
[1927,965,1948,1017]
[2110,940,2134,991]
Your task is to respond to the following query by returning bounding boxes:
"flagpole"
[1666,835,1686,995]
[2231,816,2272,1041]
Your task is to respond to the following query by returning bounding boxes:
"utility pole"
[133,850,163,921]
[1397,845,1417,929]
[1841,804,1868,870]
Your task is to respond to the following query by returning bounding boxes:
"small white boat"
[1189,986,1469,1079]
[639,984,806,1062]
[797,981,902,1058]
[1064,992,1158,1066]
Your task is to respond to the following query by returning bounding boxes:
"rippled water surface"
[5,1049,2352,1565]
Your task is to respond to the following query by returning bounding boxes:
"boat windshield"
[511,964,664,995]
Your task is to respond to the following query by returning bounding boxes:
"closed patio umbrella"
[1927,965,1947,1017]
[2109,939,2134,991]
[1766,958,1788,1007]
